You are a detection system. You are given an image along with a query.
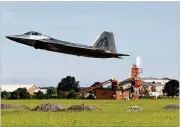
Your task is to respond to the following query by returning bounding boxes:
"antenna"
[141,56,143,73]
[136,56,140,68]
[136,56,143,73]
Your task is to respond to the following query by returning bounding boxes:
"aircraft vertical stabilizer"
[92,31,117,53]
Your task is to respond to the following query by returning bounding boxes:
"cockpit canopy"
[24,31,42,36]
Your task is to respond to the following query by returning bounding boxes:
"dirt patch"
[32,103,65,112]
[163,104,179,110]
[1,104,30,110]
[124,106,143,112]
[64,104,101,112]
[2,103,101,112]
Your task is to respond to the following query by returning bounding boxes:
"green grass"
[1,99,179,126]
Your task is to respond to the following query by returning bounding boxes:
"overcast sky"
[0,1,179,87]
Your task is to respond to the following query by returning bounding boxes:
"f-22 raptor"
[6,31,129,59]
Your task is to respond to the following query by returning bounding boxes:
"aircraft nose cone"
[6,35,14,40]
[6,35,20,42]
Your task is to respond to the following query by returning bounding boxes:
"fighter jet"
[6,31,129,59]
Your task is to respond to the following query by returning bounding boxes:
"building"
[0,84,39,95]
[142,77,170,85]
[118,77,171,96]
[118,78,133,99]
[94,88,122,100]
[119,78,132,89]
[142,77,170,95]
[34,88,47,94]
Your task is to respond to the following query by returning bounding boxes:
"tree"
[57,76,80,92]
[18,88,31,99]
[47,86,57,98]
[10,88,31,99]
[1,91,10,99]
[10,91,19,99]
[47,86,57,95]
[86,94,95,99]
[77,94,86,99]
[163,79,179,97]
[67,89,77,99]
[35,91,45,99]
[57,91,68,99]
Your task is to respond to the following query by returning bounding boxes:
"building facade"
[94,88,123,100]
[0,84,39,95]
[142,77,170,95]
[119,77,171,96]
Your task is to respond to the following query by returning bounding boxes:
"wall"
[147,85,164,95]
[95,89,115,99]
[156,86,164,95]
[122,89,130,98]
[27,85,39,95]
[115,91,122,100]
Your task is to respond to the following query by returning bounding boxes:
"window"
[49,38,54,40]
[24,31,42,36]
[32,32,38,35]
[24,32,31,35]
[32,32,41,35]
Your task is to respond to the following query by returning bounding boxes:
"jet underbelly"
[56,44,107,58]
[40,42,108,58]
[33,40,117,58]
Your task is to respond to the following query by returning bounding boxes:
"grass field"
[1,99,179,127]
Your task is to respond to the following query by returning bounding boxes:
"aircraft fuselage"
[6,31,129,59]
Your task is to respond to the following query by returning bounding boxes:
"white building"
[142,77,170,85]
[142,77,170,95]
[119,77,171,95]
[0,84,39,95]
[34,88,47,94]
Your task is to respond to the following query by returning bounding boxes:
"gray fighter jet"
[6,31,129,59]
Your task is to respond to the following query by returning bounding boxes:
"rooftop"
[0,84,37,92]
[142,77,170,80]
[142,81,164,86]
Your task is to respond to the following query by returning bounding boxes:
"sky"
[0,1,180,87]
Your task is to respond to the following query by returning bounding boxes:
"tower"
[131,56,143,99]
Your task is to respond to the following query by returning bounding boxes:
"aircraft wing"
[105,51,130,56]
[36,39,129,57]
[35,38,101,56]
[37,38,94,50]
[116,53,130,56]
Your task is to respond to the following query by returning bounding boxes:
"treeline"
[1,76,94,100]
[1,76,179,100]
